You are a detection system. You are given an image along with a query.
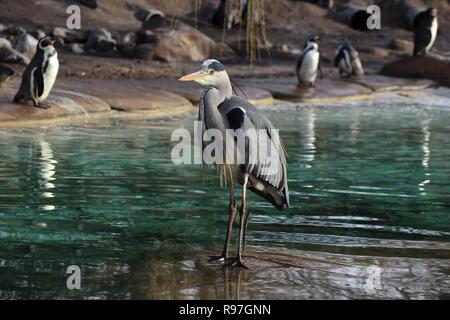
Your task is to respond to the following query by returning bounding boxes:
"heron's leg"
[209,185,236,262]
[242,209,252,254]
[225,173,248,269]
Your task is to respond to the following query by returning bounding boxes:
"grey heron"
[179,59,289,268]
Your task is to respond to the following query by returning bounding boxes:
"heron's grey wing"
[33,67,44,98]
[219,97,289,208]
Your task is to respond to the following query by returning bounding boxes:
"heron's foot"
[208,254,227,263]
[224,257,248,269]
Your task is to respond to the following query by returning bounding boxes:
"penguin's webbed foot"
[34,102,51,109]
[208,255,227,263]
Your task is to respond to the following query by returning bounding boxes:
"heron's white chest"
[427,17,438,51]
[299,50,319,83]
[39,53,59,101]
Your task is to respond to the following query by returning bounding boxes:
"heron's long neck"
[200,76,233,130]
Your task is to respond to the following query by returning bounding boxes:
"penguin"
[13,36,59,109]
[296,36,321,87]
[334,43,364,78]
[413,8,438,56]
[0,64,14,88]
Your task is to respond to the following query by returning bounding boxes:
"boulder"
[2,26,26,37]
[118,32,137,50]
[80,0,97,9]
[13,33,38,59]
[53,27,89,44]
[153,26,234,62]
[134,44,154,60]
[0,38,30,64]
[389,39,414,53]
[69,43,85,55]
[135,9,171,30]
[85,28,117,53]
[381,55,450,87]
[0,64,14,87]
[136,30,157,45]
[30,30,46,40]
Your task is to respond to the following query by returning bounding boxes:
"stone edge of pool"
[0,75,441,128]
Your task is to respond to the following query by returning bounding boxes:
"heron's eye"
[208,70,215,75]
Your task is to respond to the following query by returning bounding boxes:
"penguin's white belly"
[427,18,438,51]
[39,54,59,101]
[299,51,319,84]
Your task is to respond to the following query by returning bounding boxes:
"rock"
[53,27,88,44]
[0,24,6,33]
[0,64,14,87]
[85,28,116,53]
[136,30,157,45]
[2,26,26,37]
[135,9,171,30]
[80,0,97,9]
[69,43,85,55]
[13,33,38,59]
[361,47,390,58]
[118,32,137,50]
[0,38,30,64]
[134,44,154,60]
[381,55,450,87]
[212,42,235,58]
[153,26,234,62]
[389,39,414,52]
[30,30,46,40]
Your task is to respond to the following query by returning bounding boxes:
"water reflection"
[37,139,57,210]
[300,108,316,164]
[419,120,431,195]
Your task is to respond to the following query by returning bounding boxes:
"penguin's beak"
[179,70,207,82]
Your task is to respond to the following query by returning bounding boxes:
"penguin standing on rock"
[334,43,364,78]
[413,8,438,56]
[13,36,59,109]
[296,36,321,87]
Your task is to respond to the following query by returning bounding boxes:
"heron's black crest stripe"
[208,61,225,72]
[226,108,245,131]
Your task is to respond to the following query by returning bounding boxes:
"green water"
[0,105,449,299]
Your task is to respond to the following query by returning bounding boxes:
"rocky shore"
[0,0,450,127]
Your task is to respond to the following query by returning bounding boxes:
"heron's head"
[179,59,229,87]
[37,36,57,56]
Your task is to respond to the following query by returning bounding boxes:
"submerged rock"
[13,33,38,59]
[85,28,117,53]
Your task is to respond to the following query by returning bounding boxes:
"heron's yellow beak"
[179,71,207,82]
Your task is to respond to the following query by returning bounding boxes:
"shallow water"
[0,105,449,299]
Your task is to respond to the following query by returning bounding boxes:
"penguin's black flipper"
[33,67,44,98]
[334,50,345,67]
[414,31,432,55]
